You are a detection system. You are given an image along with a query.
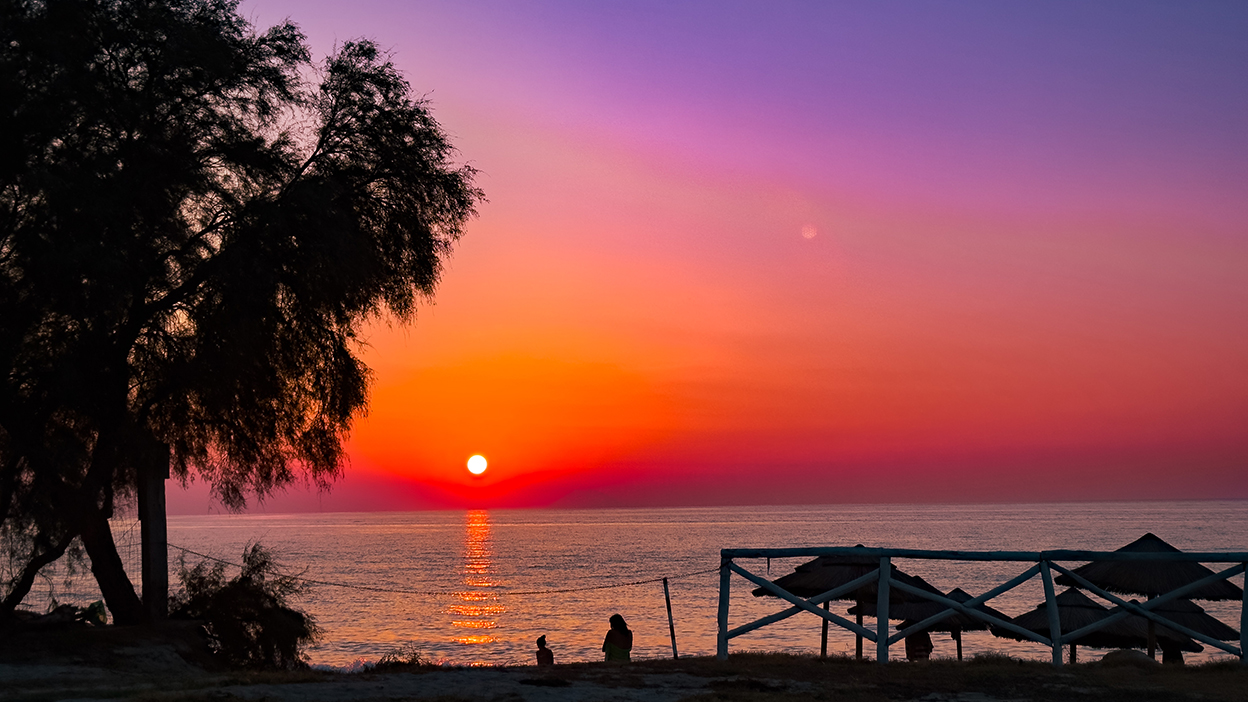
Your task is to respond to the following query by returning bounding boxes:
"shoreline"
[2,625,1245,702]
[5,656,1247,702]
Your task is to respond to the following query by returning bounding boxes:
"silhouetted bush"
[968,651,1026,665]
[170,544,319,669]
[372,642,430,671]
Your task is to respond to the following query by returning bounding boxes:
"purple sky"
[177,1,1248,513]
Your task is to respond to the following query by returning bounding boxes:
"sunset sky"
[173,1,1248,513]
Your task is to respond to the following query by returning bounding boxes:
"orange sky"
[170,1,1248,513]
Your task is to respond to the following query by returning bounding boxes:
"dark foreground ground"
[1,624,1245,702]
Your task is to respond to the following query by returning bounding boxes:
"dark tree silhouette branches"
[0,0,481,625]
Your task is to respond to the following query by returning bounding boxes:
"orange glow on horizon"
[351,353,685,487]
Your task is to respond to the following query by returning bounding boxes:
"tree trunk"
[0,533,74,627]
[80,506,145,625]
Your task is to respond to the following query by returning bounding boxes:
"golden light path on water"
[449,510,502,645]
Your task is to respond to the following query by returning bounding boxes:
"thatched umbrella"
[1054,532,1243,656]
[1056,533,1243,600]
[992,588,1202,664]
[752,548,943,659]
[1124,597,1238,665]
[1146,598,1239,642]
[849,587,1011,661]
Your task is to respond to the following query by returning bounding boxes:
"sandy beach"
[2,624,1245,702]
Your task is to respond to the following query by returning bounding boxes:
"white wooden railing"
[717,547,1248,665]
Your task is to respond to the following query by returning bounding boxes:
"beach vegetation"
[966,650,1027,665]
[372,642,433,671]
[0,0,481,625]
[170,543,320,669]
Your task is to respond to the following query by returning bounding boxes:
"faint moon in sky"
[467,454,488,475]
[801,224,817,239]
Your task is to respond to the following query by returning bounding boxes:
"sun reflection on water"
[449,510,503,645]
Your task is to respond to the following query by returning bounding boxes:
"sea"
[36,501,1248,668]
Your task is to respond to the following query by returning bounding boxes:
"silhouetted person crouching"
[602,614,633,662]
[535,635,554,666]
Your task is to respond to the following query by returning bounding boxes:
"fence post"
[1040,560,1062,667]
[717,557,731,660]
[663,577,679,659]
[876,556,890,664]
[1240,563,1246,667]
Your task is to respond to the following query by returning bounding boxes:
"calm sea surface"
[49,501,1248,667]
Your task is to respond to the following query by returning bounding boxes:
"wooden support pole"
[876,557,890,664]
[1040,560,1062,667]
[663,577,679,659]
[137,443,170,622]
[1070,643,1077,665]
[1145,593,1157,659]
[717,558,731,660]
[821,600,829,658]
[954,629,962,662]
[856,610,864,660]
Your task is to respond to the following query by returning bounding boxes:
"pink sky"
[171,1,1248,513]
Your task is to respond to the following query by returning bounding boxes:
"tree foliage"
[0,0,481,624]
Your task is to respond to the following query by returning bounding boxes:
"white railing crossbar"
[727,568,880,640]
[889,564,1042,644]
[721,547,1248,562]
[727,562,878,641]
[716,546,1247,666]
[887,577,1048,646]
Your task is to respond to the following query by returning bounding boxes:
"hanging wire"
[168,543,717,598]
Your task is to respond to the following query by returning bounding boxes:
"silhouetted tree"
[0,0,480,625]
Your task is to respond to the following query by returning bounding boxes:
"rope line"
[168,543,717,597]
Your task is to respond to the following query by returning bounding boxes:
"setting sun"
[467,454,488,475]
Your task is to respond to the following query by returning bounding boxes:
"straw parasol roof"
[1055,533,1243,601]
[751,548,947,661]
[1144,598,1239,641]
[751,548,944,604]
[848,587,1010,633]
[992,588,1202,653]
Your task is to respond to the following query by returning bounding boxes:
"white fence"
[716,546,1248,665]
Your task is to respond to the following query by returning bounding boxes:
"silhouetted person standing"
[535,635,554,666]
[1160,640,1184,665]
[602,614,633,662]
[902,620,933,661]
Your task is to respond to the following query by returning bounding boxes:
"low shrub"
[968,651,1025,665]
[170,543,320,669]
[372,642,430,671]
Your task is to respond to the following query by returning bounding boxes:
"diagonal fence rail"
[717,547,1248,666]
